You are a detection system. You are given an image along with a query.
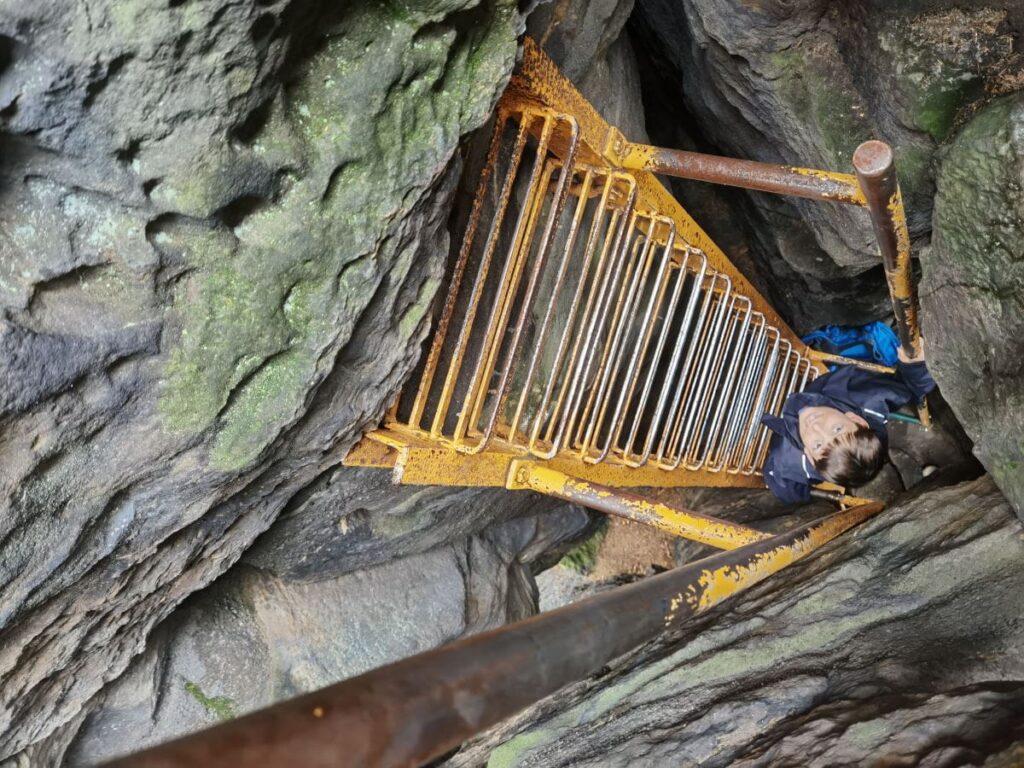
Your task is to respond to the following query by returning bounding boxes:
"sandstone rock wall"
[0,0,524,756]
[446,474,1024,767]
[62,501,589,765]
[630,0,1023,331]
[0,1,642,760]
[2,0,1023,762]
[922,93,1024,519]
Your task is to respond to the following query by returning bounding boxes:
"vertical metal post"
[852,140,920,354]
[852,140,930,426]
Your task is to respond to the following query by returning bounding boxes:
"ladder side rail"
[429,113,548,439]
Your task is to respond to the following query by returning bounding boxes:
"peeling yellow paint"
[514,463,772,550]
[665,501,885,621]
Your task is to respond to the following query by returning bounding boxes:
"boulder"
[0,0,523,755]
[446,473,1024,767]
[922,93,1024,519]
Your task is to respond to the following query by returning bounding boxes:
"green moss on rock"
[923,92,1024,517]
[487,730,549,768]
[558,518,609,575]
[770,44,872,170]
[158,1,520,470]
[184,681,237,722]
[880,9,1013,143]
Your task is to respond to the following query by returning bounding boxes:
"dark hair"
[813,426,884,488]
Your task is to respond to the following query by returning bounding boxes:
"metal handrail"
[105,500,885,768]
[101,39,922,768]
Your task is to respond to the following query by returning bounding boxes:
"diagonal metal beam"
[507,461,771,549]
[104,500,885,768]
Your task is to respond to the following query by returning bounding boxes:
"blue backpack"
[802,321,900,369]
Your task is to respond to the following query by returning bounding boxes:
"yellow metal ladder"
[345,37,924,550]
[109,40,935,768]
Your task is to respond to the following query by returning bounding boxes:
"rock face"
[241,467,577,580]
[3,0,1024,763]
[0,0,524,756]
[630,0,1023,331]
[527,0,647,144]
[2,0,656,759]
[62,498,589,765]
[446,474,1024,767]
[922,93,1024,520]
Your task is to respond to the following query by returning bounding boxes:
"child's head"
[799,406,884,488]
[813,426,884,487]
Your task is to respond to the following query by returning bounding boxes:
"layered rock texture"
[2,0,1024,763]
[447,475,1024,767]
[63,487,589,765]
[631,0,1024,331]
[922,93,1024,519]
[0,0,528,758]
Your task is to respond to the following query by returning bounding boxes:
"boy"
[761,341,936,503]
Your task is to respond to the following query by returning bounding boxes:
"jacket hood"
[760,366,890,452]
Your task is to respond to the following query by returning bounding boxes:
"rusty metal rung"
[119,39,929,768]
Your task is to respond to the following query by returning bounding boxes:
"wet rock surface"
[630,0,1024,332]
[61,501,589,766]
[0,0,524,756]
[2,0,1023,762]
[0,1,648,759]
[447,474,1024,767]
[922,93,1024,519]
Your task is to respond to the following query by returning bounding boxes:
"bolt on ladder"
[345,37,926,550]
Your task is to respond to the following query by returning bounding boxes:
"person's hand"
[898,336,926,363]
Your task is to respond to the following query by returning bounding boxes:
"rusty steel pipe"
[852,140,930,427]
[852,140,920,355]
[104,501,885,768]
[808,349,896,376]
[616,142,866,205]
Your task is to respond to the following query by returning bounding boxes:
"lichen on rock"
[0,0,525,757]
[881,9,1014,143]
[158,0,521,470]
[446,476,1024,767]
[922,93,1024,519]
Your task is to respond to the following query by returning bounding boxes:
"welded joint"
[602,125,627,165]
[506,459,535,491]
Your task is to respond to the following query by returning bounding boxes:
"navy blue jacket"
[761,361,936,503]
